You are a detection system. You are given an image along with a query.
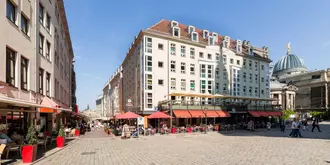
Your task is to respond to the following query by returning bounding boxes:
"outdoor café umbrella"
[147,111,172,131]
[115,112,141,119]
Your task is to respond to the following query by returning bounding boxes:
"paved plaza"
[31,123,330,165]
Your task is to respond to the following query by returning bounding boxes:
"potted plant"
[75,126,80,136]
[56,125,65,148]
[22,124,38,163]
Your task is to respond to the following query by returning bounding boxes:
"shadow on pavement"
[219,122,330,140]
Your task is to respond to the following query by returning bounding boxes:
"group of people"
[287,117,322,138]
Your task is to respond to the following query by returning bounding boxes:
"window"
[199,52,204,58]
[249,60,252,69]
[55,51,59,67]
[207,54,212,60]
[39,34,44,55]
[21,56,28,90]
[223,55,227,64]
[158,43,163,50]
[170,61,176,72]
[237,60,240,65]
[215,67,220,79]
[181,79,186,90]
[249,87,252,96]
[261,90,264,95]
[6,0,16,23]
[147,93,152,108]
[216,53,220,61]
[243,86,246,93]
[39,68,44,94]
[209,36,215,45]
[190,64,195,75]
[6,48,16,86]
[261,77,264,82]
[230,58,233,64]
[145,37,152,53]
[46,41,51,60]
[243,72,246,82]
[39,4,44,24]
[200,64,206,78]
[46,13,51,31]
[191,32,198,42]
[207,81,212,94]
[255,62,258,71]
[190,48,195,59]
[243,59,246,68]
[170,43,176,55]
[249,73,252,83]
[146,74,152,90]
[181,62,186,74]
[255,74,258,83]
[223,84,227,92]
[190,80,195,91]
[171,78,176,90]
[21,14,29,35]
[181,46,186,57]
[200,80,206,93]
[203,30,209,38]
[189,26,195,33]
[46,72,50,96]
[158,61,163,68]
[145,56,152,71]
[261,65,264,70]
[207,65,213,78]
[173,27,180,37]
[158,79,164,85]
[215,82,220,91]
[255,87,258,96]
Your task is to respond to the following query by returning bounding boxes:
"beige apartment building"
[118,19,272,115]
[0,0,75,129]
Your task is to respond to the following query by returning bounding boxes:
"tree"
[281,109,296,121]
[86,104,90,110]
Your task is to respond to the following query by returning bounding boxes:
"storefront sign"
[137,117,144,125]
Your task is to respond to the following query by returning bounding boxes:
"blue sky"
[64,0,330,110]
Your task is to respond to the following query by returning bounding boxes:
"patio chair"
[5,139,24,159]
[37,137,48,150]
[70,129,76,137]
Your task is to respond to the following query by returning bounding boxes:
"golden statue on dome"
[286,42,291,55]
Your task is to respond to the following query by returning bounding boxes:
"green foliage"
[58,125,65,137]
[309,111,325,117]
[281,109,296,121]
[26,124,38,145]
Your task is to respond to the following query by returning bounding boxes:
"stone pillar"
[325,83,328,110]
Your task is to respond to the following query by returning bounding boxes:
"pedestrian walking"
[280,119,285,132]
[267,121,271,131]
[289,119,298,137]
[303,119,309,131]
[311,117,321,132]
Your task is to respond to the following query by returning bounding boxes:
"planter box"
[56,136,65,148]
[75,129,80,136]
[22,145,37,163]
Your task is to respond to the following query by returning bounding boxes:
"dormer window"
[224,36,230,48]
[209,36,215,46]
[203,30,209,38]
[212,32,218,42]
[188,26,195,33]
[191,32,198,42]
[249,47,254,56]
[236,40,242,53]
[172,27,180,37]
[171,21,178,27]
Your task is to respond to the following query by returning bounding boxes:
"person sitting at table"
[0,129,14,144]
[10,131,22,143]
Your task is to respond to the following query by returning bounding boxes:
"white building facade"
[121,20,272,115]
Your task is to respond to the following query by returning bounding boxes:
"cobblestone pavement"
[32,123,330,165]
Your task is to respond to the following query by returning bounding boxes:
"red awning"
[189,110,206,118]
[248,111,261,117]
[216,110,231,117]
[148,111,172,119]
[258,111,269,117]
[115,112,141,119]
[173,110,191,118]
[203,110,220,118]
[267,111,282,116]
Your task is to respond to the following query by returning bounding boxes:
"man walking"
[311,117,321,132]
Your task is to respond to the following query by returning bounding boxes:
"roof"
[147,19,270,60]
[273,54,307,74]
